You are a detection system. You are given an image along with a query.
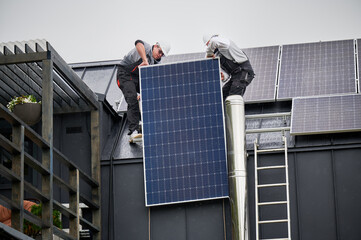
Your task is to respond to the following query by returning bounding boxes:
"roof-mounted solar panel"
[291,94,361,135]
[242,46,280,102]
[140,58,228,206]
[278,40,356,99]
[357,39,361,92]
[160,52,206,64]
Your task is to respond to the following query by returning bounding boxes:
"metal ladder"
[245,112,291,240]
[254,136,291,240]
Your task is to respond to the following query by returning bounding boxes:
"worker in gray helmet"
[117,40,171,143]
[203,34,255,99]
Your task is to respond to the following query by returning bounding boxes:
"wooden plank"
[24,181,49,202]
[79,193,99,210]
[24,152,50,175]
[26,44,82,106]
[14,45,74,107]
[1,47,64,109]
[53,148,99,188]
[78,167,99,188]
[0,164,21,182]
[41,58,54,239]
[0,51,49,65]
[0,192,20,211]
[69,169,79,239]
[91,110,101,239]
[11,125,24,232]
[24,210,45,228]
[0,63,43,100]
[0,221,34,240]
[47,43,99,110]
[80,216,100,233]
[53,226,77,240]
[53,200,77,219]
[53,174,77,193]
[0,72,25,98]
[0,133,20,154]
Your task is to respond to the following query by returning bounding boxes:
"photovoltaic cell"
[278,40,356,99]
[242,46,279,102]
[291,94,361,135]
[140,58,228,206]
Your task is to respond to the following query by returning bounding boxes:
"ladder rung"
[257,183,287,188]
[256,148,285,153]
[259,219,289,224]
[257,165,286,170]
[258,201,288,206]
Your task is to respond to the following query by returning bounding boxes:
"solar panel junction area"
[140,58,229,206]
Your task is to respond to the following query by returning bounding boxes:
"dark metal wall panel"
[150,205,187,240]
[295,151,337,240]
[113,163,149,239]
[101,165,111,240]
[186,200,225,240]
[334,148,361,239]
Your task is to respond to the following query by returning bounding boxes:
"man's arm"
[135,41,149,66]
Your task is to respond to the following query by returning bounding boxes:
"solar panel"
[278,40,356,99]
[357,39,361,92]
[160,52,206,64]
[291,94,361,135]
[242,46,280,102]
[140,58,228,206]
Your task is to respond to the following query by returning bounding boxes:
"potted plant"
[7,95,42,126]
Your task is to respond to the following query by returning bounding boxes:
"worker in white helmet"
[117,40,171,143]
[203,34,255,99]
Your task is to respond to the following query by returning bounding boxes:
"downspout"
[225,95,249,240]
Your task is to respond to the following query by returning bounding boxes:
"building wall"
[100,131,361,240]
[247,134,361,240]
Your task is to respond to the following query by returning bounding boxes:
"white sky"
[1,0,361,64]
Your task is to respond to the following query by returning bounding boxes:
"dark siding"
[113,163,149,239]
[295,151,337,240]
[334,148,361,240]
[150,204,187,240]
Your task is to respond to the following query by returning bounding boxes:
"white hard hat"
[203,33,218,45]
[157,41,171,56]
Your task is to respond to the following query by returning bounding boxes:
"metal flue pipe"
[225,95,249,240]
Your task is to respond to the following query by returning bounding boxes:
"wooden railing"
[0,103,101,239]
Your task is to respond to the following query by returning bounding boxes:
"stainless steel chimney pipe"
[225,95,249,240]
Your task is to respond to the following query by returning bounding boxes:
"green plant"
[6,95,41,112]
[23,203,62,237]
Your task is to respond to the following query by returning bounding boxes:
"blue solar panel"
[140,58,228,206]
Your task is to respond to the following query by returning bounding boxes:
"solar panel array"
[291,94,361,135]
[278,40,356,99]
[140,58,228,206]
[242,46,280,102]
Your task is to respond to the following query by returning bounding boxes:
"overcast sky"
[1,0,361,64]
